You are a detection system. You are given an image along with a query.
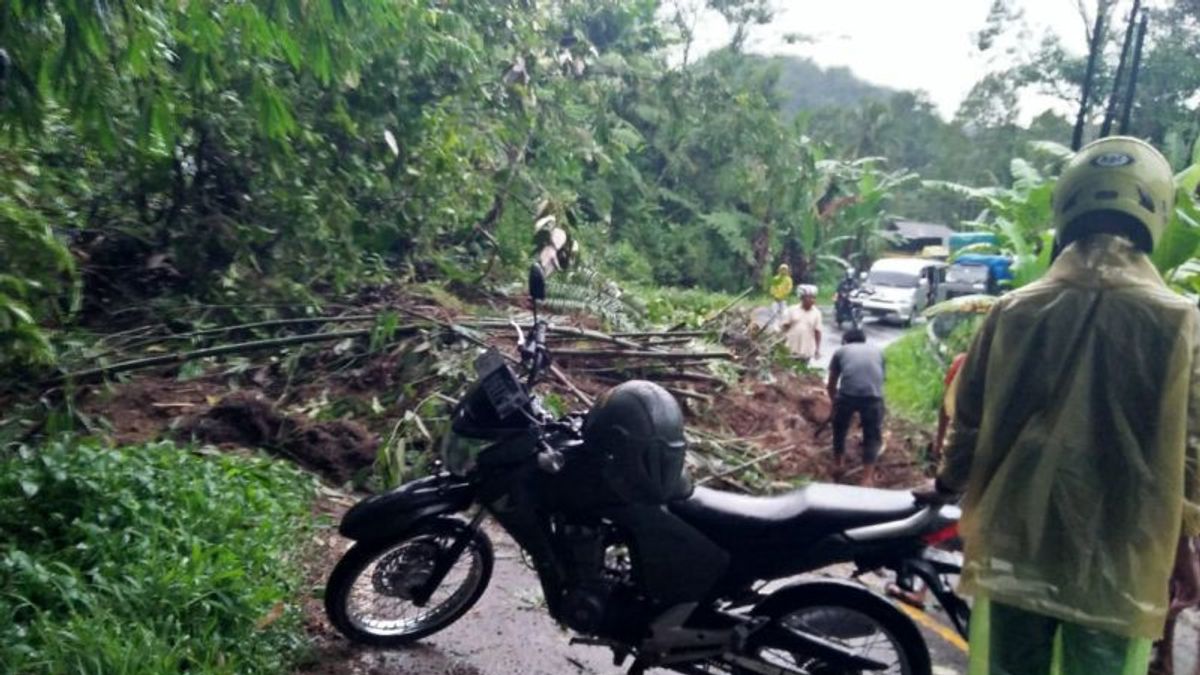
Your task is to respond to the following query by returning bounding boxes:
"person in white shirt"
[781,286,822,363]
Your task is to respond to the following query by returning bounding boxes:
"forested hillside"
[5,0,1200,378]
[0,0,920,381]
[5,1,1200,672]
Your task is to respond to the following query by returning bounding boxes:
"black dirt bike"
[834,285,865,331]
[324,264,967,675]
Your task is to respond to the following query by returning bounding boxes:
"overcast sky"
[686,0,1167,121]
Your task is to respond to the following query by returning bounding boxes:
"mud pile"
[177,392,378,483]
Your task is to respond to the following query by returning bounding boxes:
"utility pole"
[1117,10,1149,135]
[1099,0,1141,137]
[1072,8,1107,150]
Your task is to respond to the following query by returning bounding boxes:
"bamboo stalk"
[540,325,645,350]
[549,363,594,406]
[59,326,420,383]
[634,337,695,346]
[552,348,733,361]
[107,314,380,354]
[592,369,726,386]
[611,330,711,339]
[663,386,711,403]
[696,446,792,486]
[667,284,748,331]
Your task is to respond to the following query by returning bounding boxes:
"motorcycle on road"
[324,264,966,675]
[834,284,865,331]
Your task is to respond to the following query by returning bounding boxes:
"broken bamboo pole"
[696,446,792,486]
[58,326,421,384]
[106,314,380,354]
[551,348,733,361]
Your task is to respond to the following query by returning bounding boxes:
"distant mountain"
[757,55,897,115]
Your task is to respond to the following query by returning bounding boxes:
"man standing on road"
[920,137,1200,675]
[781,285,822,364]
[826,328,885,486]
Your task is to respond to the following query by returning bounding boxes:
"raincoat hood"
[940,233,1200,639]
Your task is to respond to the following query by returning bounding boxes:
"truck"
[939,253,1013,300]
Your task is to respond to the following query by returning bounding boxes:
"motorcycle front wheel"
[736,584,931,675]
[324,516,494,647]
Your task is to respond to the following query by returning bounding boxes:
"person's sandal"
[885,583,927,609]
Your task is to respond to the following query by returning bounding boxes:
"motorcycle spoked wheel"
[324,516,494,647]
[734,586,932,675]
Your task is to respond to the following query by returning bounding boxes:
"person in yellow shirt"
[920,137,1200,675]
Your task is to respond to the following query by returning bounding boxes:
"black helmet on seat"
[578,380,691,506]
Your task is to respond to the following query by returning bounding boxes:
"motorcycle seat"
[670,483,920,548]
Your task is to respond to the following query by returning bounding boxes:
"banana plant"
[925,139,1200,293]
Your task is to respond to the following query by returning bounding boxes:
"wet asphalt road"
[812,310,909,372]
[750,303,910,372]
[332,527,973,675]
[325,529,1199,674]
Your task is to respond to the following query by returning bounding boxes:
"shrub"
[883,329,946,426]
[0,438,317,673]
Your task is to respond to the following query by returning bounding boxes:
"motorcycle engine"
[556,520,641,637]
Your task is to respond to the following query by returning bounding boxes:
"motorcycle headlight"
[441,431,491,477]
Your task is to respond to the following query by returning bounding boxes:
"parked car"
[857,257,947,326]
[938,254,1013,301]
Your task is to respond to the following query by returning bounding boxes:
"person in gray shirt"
[826,328,886,486]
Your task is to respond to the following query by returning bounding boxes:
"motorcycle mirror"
[858,271,868,282]
[528,263,547,301]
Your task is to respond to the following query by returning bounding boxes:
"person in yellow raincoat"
[920,137,1200,675]
[768,264,794,330]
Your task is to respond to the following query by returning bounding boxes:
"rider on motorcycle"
[834,269,860,328]
[836,269,857,296]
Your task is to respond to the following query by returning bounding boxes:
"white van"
[858,257,947,326]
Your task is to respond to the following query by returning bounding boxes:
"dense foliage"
[0,439,317,673]
[0,0,924,374]
[4,0,1200,375]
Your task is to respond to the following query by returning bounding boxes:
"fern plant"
[543,268,647,331]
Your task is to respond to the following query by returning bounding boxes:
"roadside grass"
[0,438,318,673]
[884,328,946,427]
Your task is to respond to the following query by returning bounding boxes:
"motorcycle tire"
[737,582,932,675]
[324,516,494,647]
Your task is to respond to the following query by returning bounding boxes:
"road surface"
[324,527,972,675]
[751,303,909,371]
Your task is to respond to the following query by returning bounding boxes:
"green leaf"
[176,360,207,382]
[1152,191,1200,275]
[20,479,39,497]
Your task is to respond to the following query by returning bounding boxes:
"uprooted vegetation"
[7,283,935,494]
[0,280,937,675]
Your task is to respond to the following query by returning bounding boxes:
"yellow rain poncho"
[769,265,793,302]
[941,234,1200,646]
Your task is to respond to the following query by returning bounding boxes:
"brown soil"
[76,375,225,445]
[695,371,932,489]
[177,391,378,484]
[295,493,362,675]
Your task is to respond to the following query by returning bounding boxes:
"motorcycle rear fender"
[338,473,475,542]
[750,579,924,666]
